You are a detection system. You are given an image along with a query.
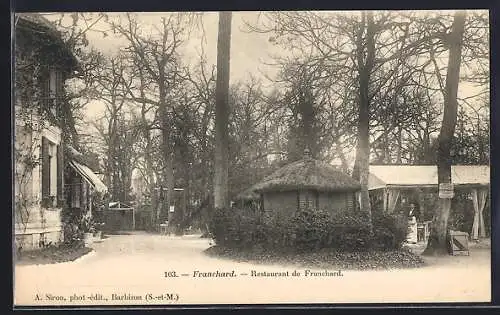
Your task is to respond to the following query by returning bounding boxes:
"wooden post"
[471,188,479,240]
[383,188,388,213]
[132,207,135,230]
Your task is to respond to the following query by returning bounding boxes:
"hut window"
[299,192,307,211]
[347,194,354,211]
[298,190,318,211]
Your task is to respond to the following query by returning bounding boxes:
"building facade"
[14,14,79,250]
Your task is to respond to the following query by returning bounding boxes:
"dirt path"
[14,232,491,305]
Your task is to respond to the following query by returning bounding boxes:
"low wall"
[14,205,64,250]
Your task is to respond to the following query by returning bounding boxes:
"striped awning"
[69,160,108,193]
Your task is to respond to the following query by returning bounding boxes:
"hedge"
[210,206,407,252]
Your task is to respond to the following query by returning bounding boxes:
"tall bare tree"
[213,11,232,210]
[423,11,467,255]
[111,13,186,227]
[354,11,376,231]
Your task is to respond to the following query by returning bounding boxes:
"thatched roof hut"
[237,149,361,217]
[251,157,360,194]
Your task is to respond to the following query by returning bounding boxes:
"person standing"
[406,203,418,244]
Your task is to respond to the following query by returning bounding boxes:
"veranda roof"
[69,160,108,194]
[368,165,490,190]
[245,154,361,194]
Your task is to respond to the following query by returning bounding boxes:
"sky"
[41,11,489,119]
[39,11,489,167]
[43,12,283,120]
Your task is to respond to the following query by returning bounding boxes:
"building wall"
[263,191,298,219]
[14,19,76,251]
[14,205,64,250]
[262,190,356,221]
[318,192,352,214]
[14,114,64,251]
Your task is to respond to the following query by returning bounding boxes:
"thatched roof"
[235,186,260,201]
[238,152,360,198]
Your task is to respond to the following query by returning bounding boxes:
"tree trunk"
[137,68,157,229]
[423,11,466,256]
[354,11,375,232]
[213,11,232,210]
[158,76,175,227]
[300,86,315,156]
[164,119,175,226]
[396,126,403,164]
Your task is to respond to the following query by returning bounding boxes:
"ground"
[14,231,491,305]
[16,244,93,266]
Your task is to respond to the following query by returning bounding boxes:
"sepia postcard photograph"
[12,9,491,307]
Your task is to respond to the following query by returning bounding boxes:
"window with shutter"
[40,68,61,118]
[41,69,50,99]
[49,70,57,98]
[49,143,58,198]
[41,137,61,208]
[298,191,307,211]
[299,190,317,211]
[56,144,64,207]
[56,70,64,117]
[306,191,312,210]
[347,194,354,212]
[41,137,51,207]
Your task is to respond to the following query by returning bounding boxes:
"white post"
[132,207,135,230]
[478,188,487,238]
[471,188,479,240]
[383,189,388,213]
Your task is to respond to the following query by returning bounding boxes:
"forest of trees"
[43,11,489,252]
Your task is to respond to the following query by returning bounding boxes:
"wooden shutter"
[41,137,50,201]
[347,193,354,212]
[55,70,63,96]
[298,191,308,211]
[56,144,64,207]
[55,70,64,118]
[41,69,50,98]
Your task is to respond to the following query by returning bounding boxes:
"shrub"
[288,209,331,251]
[210,206,408,252]
[328,211,372,251]
[371,212,408,250]
[210,206,259,249]
[258,212,288,249]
